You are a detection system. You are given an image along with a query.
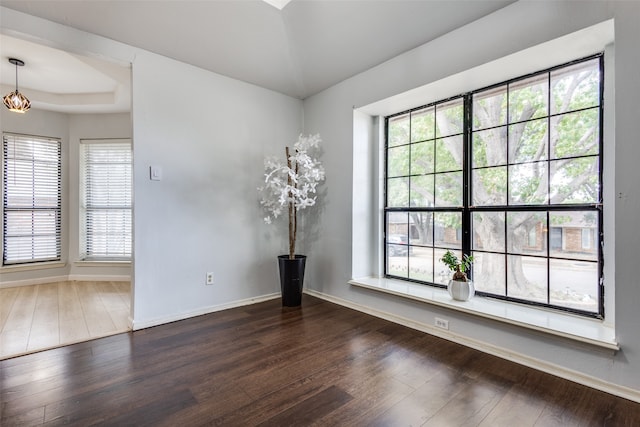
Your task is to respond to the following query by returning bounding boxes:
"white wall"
[0,109,132,286]
[131,51,302,326]
[67,113,132,279]
[303,1,640,395]
[1,108,70,284]
[1,8,303,326]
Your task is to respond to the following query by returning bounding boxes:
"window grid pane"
[385,96,464,285]
[385,55,603,318]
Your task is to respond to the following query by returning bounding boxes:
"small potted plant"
[441,250,475,301]
[258,134,325,307]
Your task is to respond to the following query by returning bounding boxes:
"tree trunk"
[286,146,296,260]
[475,215,545,298]
[410,212,432,245]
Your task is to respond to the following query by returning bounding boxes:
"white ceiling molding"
[0,34,130,113]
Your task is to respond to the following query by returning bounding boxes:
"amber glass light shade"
[4,58,30,113]
[3,89,31,113]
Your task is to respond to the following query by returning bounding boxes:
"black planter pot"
[278,255,306,307]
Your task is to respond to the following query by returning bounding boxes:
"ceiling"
[0,34,131,113]
[0,0,514,113]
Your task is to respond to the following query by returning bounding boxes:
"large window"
[2,133,62,265]
[80,139,132,260]
[384,55,603,318]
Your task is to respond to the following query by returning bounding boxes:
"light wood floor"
[0,281,130,360]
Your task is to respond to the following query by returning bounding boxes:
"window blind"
[3,133,62,265]
[80,139,132,260]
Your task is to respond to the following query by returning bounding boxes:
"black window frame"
[384,54,604,319]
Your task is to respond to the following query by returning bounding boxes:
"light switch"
[150,166,162,181]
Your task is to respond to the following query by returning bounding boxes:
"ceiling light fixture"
[3,58,31,113]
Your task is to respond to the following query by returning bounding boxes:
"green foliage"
[441,250,474,273]
[548,211,597,227]
[388,114,409,147]
[550,214,571,226]
[554,109,599,159]
[387,61,599,228]
[410,175,434,207]
[472,133,488,167]
[473,167,507,206]
[388,145,410,177]
[509,76,547,121]
[411,141,434,174]
[435,136,462,172]
[511,118,547,163]
[551,61,599,114]
[550,157,599,204]
[386,59,601,299]
[387,177,409,207]
[434,212,460,232]
[411,107,435,142]
[473,128,507,168]
[436,101,464,137]
[473,87,507,130]
[509,163,546,205]
[435,172,462,207]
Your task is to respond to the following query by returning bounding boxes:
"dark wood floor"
[2,295,640,426]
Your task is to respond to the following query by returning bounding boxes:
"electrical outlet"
[435,317,449,330]
[206,272,214,285]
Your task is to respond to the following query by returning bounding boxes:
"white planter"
[448,279,474,301]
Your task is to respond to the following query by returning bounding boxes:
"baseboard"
[0,275,69,289]
[131,293,281,330]
[1,274,131,289]
[304,288,640,404]
[67,274,131,282]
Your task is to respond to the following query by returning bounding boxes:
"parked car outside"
[387,234,411,256]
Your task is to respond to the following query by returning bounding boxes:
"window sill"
[349,276,618,351]
[1,261,67,273]
[74,260,131,268]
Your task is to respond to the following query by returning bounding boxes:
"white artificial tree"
[259,134,325,259]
